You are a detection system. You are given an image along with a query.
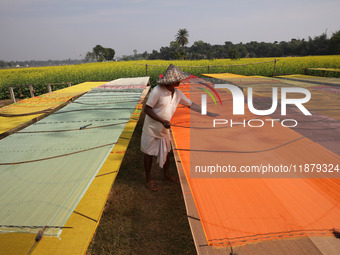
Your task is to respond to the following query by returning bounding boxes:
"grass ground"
[86,111,196,255]
[0,99,13,107]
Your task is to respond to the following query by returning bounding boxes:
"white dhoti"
[140,85,191,168]
[141,131,171,168]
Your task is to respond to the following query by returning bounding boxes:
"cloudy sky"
[0,0,339,61]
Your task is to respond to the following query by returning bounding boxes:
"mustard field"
[0,55,339,100]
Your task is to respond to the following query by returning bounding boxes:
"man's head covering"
[157,64,191,85]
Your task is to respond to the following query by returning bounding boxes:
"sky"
[0,0,339,61]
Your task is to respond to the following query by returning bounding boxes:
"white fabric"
[141,132,171,167]
[143,85,191,138]
[141,84,191,167]
[102,77,150,86]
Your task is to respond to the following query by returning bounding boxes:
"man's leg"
[163,152,179,182]
[163,152,171,179]
[144,154,158,191]
[144,153,153,183]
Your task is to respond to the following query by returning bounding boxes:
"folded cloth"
[141,131,171,167]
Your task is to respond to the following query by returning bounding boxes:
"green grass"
[87,113,196,255]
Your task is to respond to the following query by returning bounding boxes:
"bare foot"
[164,175,179,183]
[145,180,158,191]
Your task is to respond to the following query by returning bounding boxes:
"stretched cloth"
[170,76,340,246]
[0,77,149,236]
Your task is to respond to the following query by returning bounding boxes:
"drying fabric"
[170,75,340,247]
[277,74,340,86]
[0,82,106,135]
[203,73,340,121]
[0,77,149,237]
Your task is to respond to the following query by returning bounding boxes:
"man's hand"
[145,105,172,128]
[207,112,220,117]
[162,120,172,129]
[188,102,220,117]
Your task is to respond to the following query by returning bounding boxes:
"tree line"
[126,29,340,61]
[0,59,84,68]
[0,45,116,68]
[1,29,339,67]
[85,45,115,62]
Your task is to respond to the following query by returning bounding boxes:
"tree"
[93,45,106,62]
[189,40,213,59]
[237,43,248,58]
[229,49,240,60]
[142,51,148,59]
[104,48,115,61]
[148,50,161,60]
[88,45,115,62]
[329,30,340,54]
[157,41,183,60]
[175,28,189,59]
[308,33,328,55]
[84,51,95,62]
[169,41,183,59]
[175,28,189,47]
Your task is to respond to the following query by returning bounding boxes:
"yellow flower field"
[0,56,339,100]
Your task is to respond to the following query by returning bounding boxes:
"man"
[141,64,217,191]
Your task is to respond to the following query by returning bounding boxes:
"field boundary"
[135,59,279,75]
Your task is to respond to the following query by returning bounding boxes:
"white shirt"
[143,85,191,138]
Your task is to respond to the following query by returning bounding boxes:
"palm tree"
[175,28,189,48]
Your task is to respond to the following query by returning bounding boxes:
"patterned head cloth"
[157,64,191,85]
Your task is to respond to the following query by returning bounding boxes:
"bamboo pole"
[46,82,73,93]
[9,87,16,103]
[273,59,277,76]
[8,84,34,102]
[29,85,34,98]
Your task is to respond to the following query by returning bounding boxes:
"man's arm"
[188,102,220,117]
[144,105,171,129]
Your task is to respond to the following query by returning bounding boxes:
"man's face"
[165,81,181,91]
[172,81,181,87]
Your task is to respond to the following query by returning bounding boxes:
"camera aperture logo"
[200,84,312,128]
